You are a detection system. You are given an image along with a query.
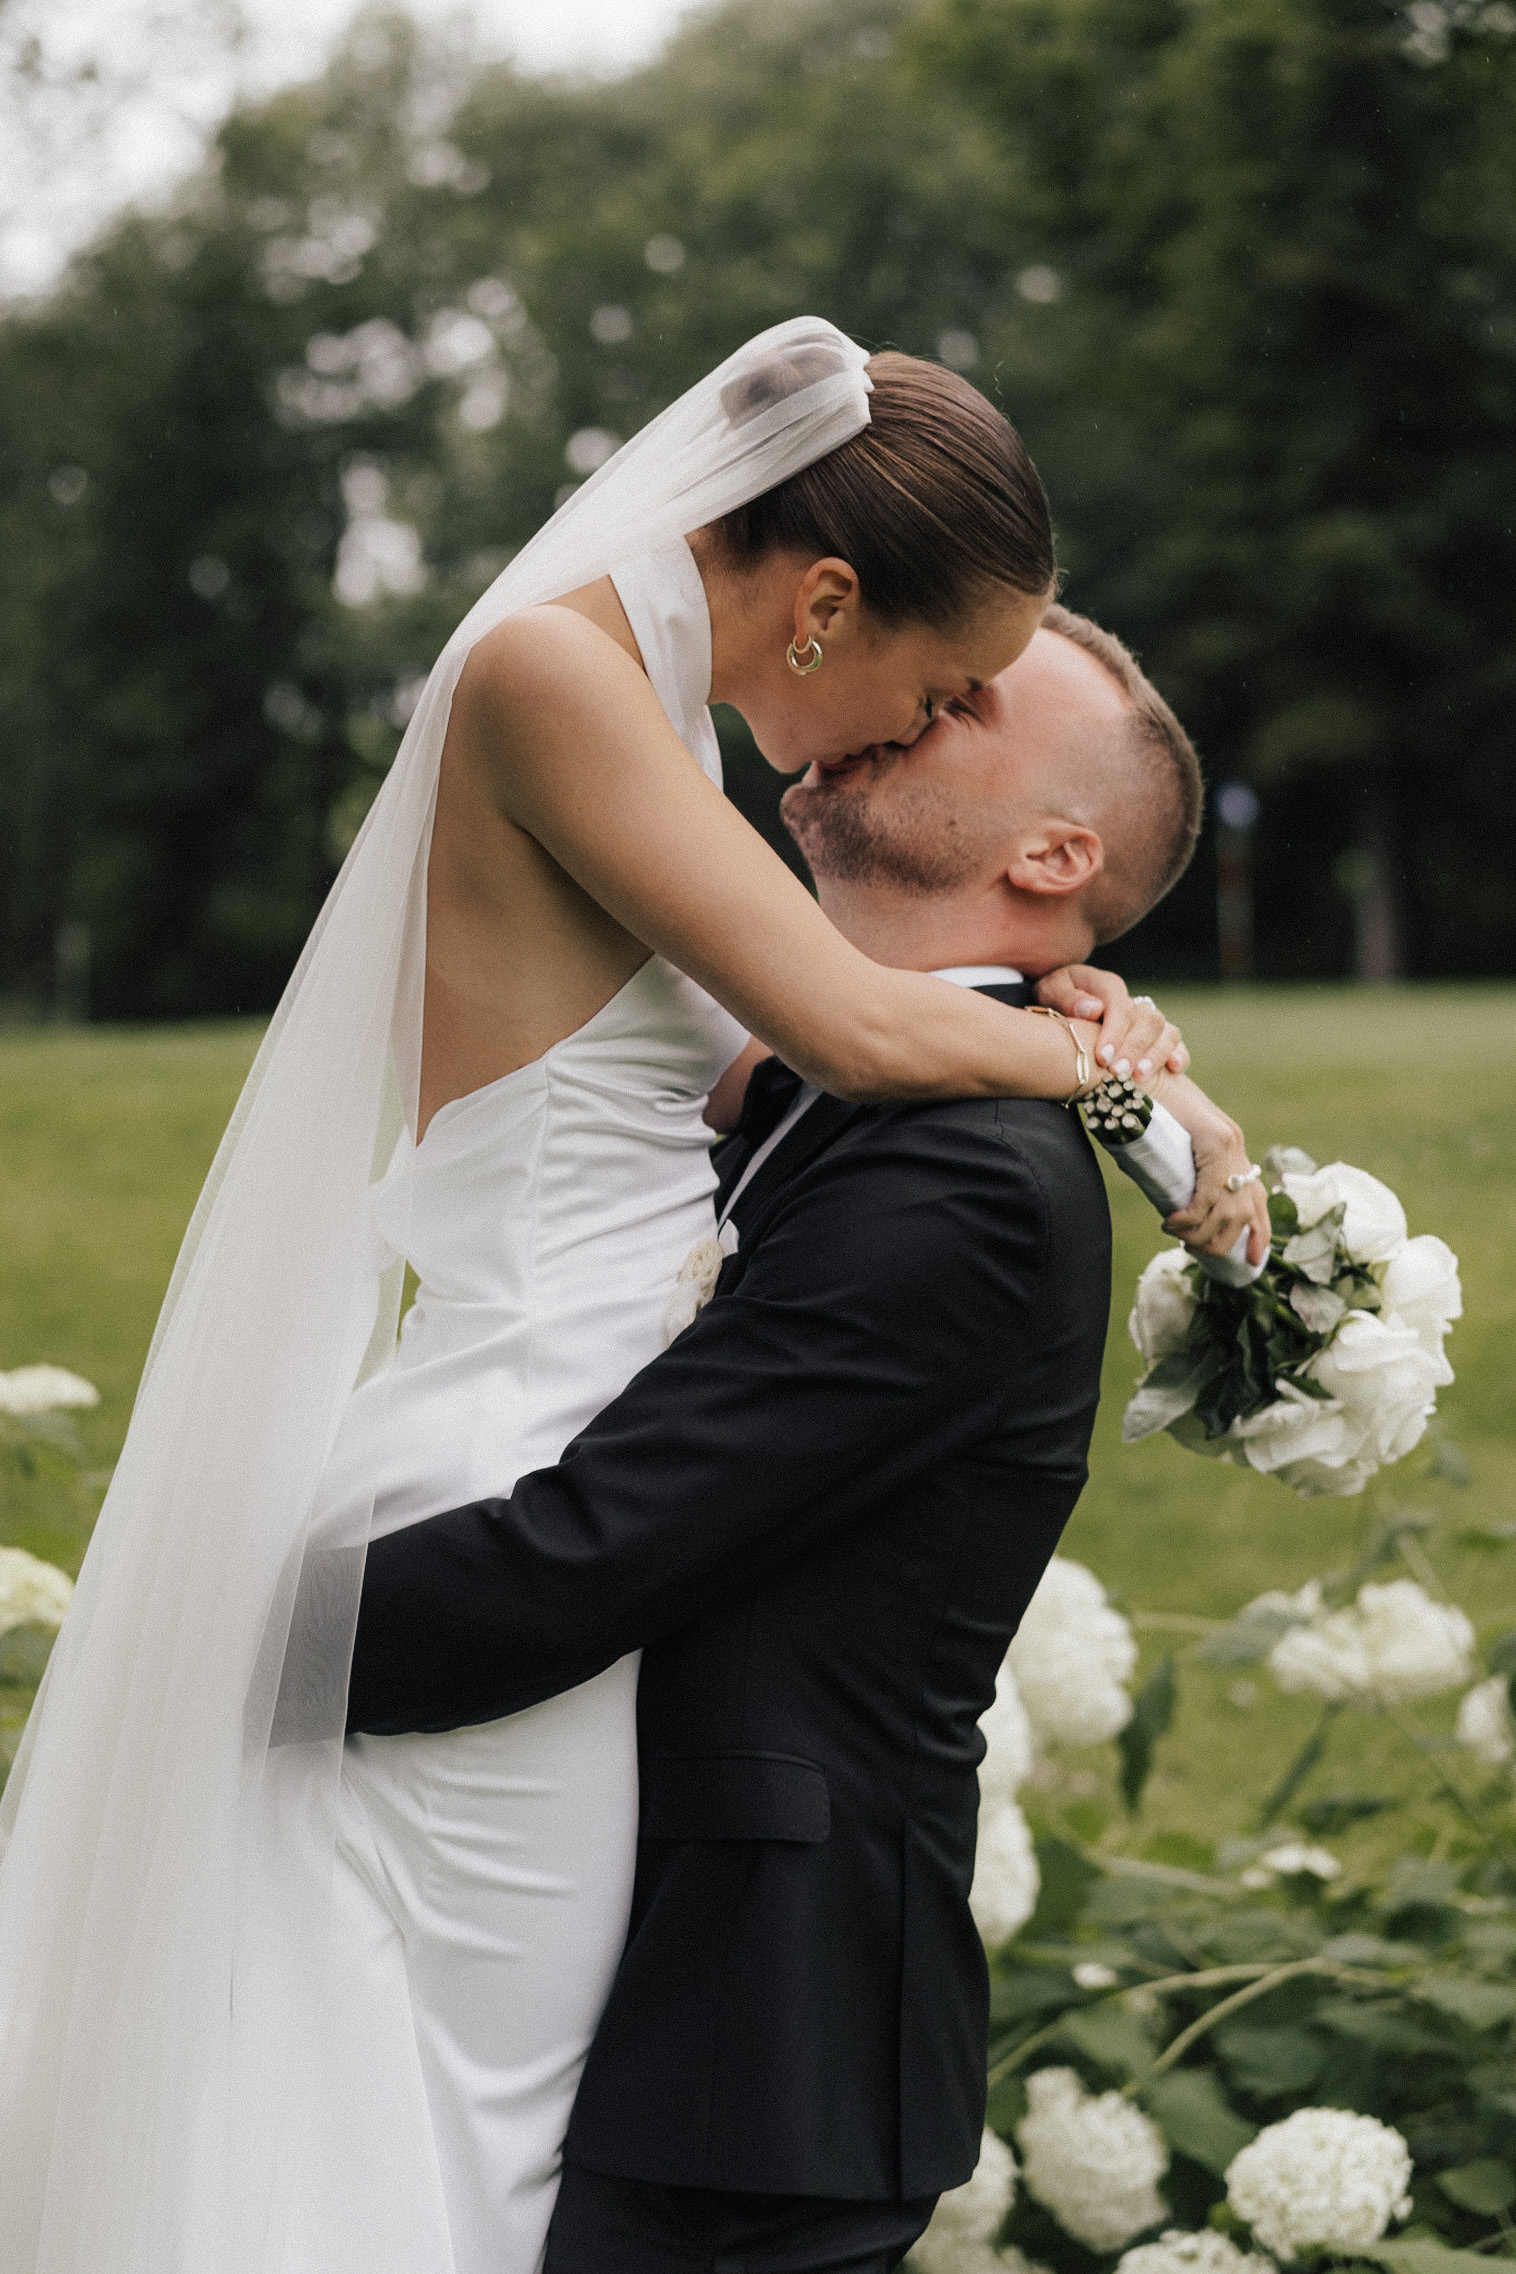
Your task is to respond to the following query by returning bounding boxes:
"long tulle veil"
[0,317,872,2273]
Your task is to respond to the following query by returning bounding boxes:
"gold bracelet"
[1025,1005,1095,1104]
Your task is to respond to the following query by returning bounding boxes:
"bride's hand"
[1035,966,1189,1080]
[1154,1077,1272,1266]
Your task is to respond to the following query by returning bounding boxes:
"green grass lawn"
[3,986,1514,1860]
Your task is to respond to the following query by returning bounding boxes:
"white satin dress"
[303,542,747,2274]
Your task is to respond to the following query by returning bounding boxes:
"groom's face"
[780,627,1126,895]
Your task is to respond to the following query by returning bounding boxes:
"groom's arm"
[346,1105,1102,1736]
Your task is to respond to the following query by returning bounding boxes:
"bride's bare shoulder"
[461,577,644,712]
[450,593,673,812]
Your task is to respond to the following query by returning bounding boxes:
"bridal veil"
[0,317,872,2273]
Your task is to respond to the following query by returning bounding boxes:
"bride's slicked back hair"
[713,350,1054,627]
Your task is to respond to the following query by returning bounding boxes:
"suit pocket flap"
[641,1752,831,1844]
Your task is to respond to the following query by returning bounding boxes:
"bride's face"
[731,567,1047,778]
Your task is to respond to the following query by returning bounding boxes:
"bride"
[0,320,1249,2274]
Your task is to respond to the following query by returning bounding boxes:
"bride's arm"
[459,608,1106,1105]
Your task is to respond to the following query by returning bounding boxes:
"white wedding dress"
[295,542,747,2274]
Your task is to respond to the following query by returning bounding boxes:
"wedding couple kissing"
[0,319,1268,2274]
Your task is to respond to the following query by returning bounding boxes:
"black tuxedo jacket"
[346,985,1112,2202]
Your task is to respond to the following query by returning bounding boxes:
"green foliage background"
[2,0,1513,1017]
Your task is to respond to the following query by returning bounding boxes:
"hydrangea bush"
[0,1366,92,1743]
[914,1435,1516,2274]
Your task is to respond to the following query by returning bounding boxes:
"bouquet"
[1122,1147,1461,1496]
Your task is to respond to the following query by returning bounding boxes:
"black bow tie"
[737,1055,807,1152]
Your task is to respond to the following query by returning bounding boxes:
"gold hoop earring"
[786,635,823,676]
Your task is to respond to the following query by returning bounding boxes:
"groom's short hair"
[1042,605,1203,941]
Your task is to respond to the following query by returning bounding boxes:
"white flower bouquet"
[1122,1148,1460,1496]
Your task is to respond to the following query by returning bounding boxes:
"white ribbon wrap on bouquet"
[0,319,873,2274]
[1107,1101,1263,1288]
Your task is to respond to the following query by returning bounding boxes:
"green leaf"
[1118,1656,1176,1815]
[1024,1839,1101,1941]
[1257,1703,1341,1828]
[1282,1203,1347,1284]
[1315,2000,1454,2056]
[1298,1795,1397,1835]
[1213,2022,1324,2098]
[0,1623,56,1686]
[1360,2241,1513,2274]
[1267,1191,1301,1238]
[1055,1999,1157,2082]
[1430,1438,1474,1487]
[1141,2067,1257,2175]
[1416,1977,1516,2030]
[1487,1631,1516,1677]
[1435,2159,1516,2215]
[985,2072,1028,2136]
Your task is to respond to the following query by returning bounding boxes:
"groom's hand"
[1035,966,1189,1080]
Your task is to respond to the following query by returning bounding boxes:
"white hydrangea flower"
[1117,2229,1274,2274]
[979,1665,1035,1803]
[1457,1675,1516,1768]
[971,1798,1040,1948]
[1008,1559,1136,1748]
[1380,1234,1462,1362]
[1280,1163,1407,1265]
[0,1546,74,1638]
[1072,1960,1121,1990]
[1266,1578,1473,1704]
[1128,1247,1197,1364]
[1225,2107,1412,2258]
[1308,1311,1445,1462]
[1018,2066,1168,2251]
[1260,1841,1341,1878]
[912,2130,1018,2274]
[0,1364,100,1417]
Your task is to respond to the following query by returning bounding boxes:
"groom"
[347,604,1236,2273]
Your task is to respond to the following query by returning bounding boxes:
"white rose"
[1128,1247,1197,1365]
[979,1665,1035,1803]
[1380,1234,1461,1365]
[0,1546,74,1638]
[970,1797,1040,1948]
[1267,1578,1473,1704]
[912,2131,1018,2274]
[1225,2107,1411,2258]
[1457,1675,1516,1768]
[1008,1559,1136,1748]
[662,1222,739,1344]
[1231,1381,1368,1485]
[1117,2231,1273,2274]
[1281,1162,1407,1265]
[0,1364,100,1417]
[1018,2067,1168,2252]
[1308,1310,1442,1464]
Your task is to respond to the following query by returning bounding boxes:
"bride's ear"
[794,558,862,647]
[1005,820,1104,899]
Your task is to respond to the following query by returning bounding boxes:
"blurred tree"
[2,0,1514,1014]
[911,0,1516,978]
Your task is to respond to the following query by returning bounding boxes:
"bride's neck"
[686,528,799,710]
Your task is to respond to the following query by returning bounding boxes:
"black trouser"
[544,2160,937,2274]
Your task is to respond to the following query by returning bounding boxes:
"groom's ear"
[1004,818,1105,899]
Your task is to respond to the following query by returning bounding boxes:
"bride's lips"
[806,743,889,786]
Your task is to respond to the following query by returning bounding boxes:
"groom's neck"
[813,877,1090,977]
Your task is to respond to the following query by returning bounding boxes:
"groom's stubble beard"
[779,761,987,897]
